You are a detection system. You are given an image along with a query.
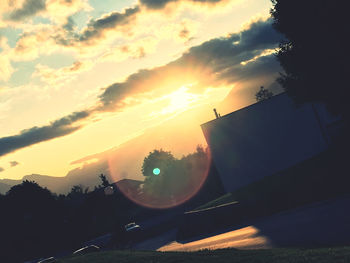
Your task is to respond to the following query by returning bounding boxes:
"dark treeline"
[0,176,137,262]
[0,147,224,263]
[271,0,349,120]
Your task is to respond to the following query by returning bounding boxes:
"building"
[201,93,340,193]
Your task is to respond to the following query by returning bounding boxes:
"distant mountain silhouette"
[0,174,68,194]
[0,182,11,194]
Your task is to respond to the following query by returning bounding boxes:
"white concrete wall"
[201,93,331,192]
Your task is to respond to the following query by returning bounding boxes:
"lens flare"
[153,168,160,175]
[107,149,211,209]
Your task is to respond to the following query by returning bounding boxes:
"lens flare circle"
[107,148,211,209]
[153,168,160,175]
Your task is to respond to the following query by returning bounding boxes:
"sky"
[0,0,283,180]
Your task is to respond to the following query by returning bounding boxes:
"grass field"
[59,247,350,263]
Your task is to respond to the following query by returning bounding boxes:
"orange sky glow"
[0,0,281,182]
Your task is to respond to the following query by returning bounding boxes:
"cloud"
[0,35,9,49]
[53,0,227,49]
[63,6,140,46]
[98,17,283,111]
[219,52,280,84]
[0,55,14,82]
[179,27,191,40]
[0,167,4,172]
[11,26,57,61]
[45,0,91,24]
[0,87,13,121]
[0,36,14,81]
[33,60,94,85]
[151,18,199,43]
[10,161,19,167]
[8,0,46,21]
[176,19,198,42]
[4,0,90,24]
[2,0,228,61]
[0,110,92,157]
[101,37,158,62]
[139,0,224,9]
[1,0,233,62]
[179,18,283,84]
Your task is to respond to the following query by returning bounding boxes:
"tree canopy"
[140,147,212,208]
[0,176,137,262]
[271,0,349,118]
[141,149,175,177]
[99,173,110,187]
[256,86,273,102]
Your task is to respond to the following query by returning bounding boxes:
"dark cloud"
[63,16,76,32]
[0,110,91,157]
[140,0,223,9]
[10,161,19,167]
[98,18,284,110]
[218,54,281,84]
[56,0,224,46]
[181,18,281,70]
[52,6,140,46]
[0,167,4,172]
[8,0,46,21]
[76,6,140,44]
[98,69,153,110]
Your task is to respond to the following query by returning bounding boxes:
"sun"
[145,83,207,121]
[154,85,196,115]
[168,86,192,110]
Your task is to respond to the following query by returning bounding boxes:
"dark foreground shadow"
[251,195,350,248]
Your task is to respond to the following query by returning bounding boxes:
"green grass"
[59,247,350,263]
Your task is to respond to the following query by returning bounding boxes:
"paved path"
[159,226,270,251]
[158,195,350,251]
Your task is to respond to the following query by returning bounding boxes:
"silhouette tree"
[6,180,55,211]
[68,184,88,195]
[0,178,141,261]
[255,86,273,101]
[99,173,110,187]
[271,0,349,118]
[141,147,216,207]
[67,184,89,206]
[141,149,175,177]
[1,181,63,262]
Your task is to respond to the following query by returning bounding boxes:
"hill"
[0,182,11,194]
